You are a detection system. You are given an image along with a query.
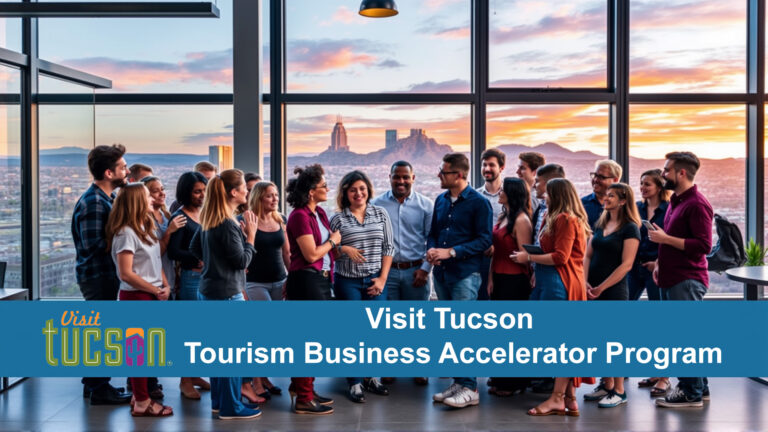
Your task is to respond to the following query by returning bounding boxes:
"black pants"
[286,269,332,300]
[78,277,120,391]
[491,273,531,300]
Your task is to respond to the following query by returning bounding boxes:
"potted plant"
[744,238,768,266]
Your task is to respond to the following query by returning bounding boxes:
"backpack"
[707,213,747,272]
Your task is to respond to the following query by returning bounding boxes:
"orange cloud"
[430,26,470,40]
[631,0,745,31]
[287,40,381,73]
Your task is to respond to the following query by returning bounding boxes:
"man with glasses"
[581,160,622,229]
[427,153,493,409]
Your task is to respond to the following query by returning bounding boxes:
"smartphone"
[642,220,656,231]
[522,244,545,255]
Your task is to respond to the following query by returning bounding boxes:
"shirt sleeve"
[112,228,138,256]
[683,203,714,256]
[624,222,641,240]
[75,200,109,258]
[421,197,435,272]
[378,207,396,257]
[330,213,341,233]
[190,228,202,261]
[167,226,201,268]
[427,199,439,250]
[549,214,577,265]
[452,196,493,259]
[221,220,255,270]
[288,210,313,238]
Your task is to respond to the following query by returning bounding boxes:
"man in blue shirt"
[427,153,492,409]
[581,159,622,229]
[71,144,132,405]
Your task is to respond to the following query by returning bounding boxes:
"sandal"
[638,377,659,388]
[564,394,580,417]
[527,392,566,416]
[131,400,173,417]
[650,378,670,397]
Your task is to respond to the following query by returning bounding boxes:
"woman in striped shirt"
[330,170,395,404]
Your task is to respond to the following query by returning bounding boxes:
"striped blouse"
[330,204,396,278]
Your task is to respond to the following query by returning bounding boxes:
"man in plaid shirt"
[71,143,131,405]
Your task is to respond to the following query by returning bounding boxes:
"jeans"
[79,277,120,391]
[665,278,708,398]
[245,279,285,301]
[454,377,477,391]
[530,264,567,300]
[628,262,665,301]
[434,272,481,301]
[334,273,387,301]
[477,255,491,301]
[385,267,431,301]
[179,269,202,301]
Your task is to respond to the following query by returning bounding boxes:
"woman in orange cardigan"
[511,178,592,416]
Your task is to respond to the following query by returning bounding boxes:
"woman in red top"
[511,178,592,416]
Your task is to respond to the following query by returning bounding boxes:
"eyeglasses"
[590,172,612,181]
[438,166,460,177]
[312,183,329,190]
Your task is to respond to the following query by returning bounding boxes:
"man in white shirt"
[475,148,505,300]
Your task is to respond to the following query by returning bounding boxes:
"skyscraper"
[209,145,234,171]
[385,129,398,149]
[328,115,350,152]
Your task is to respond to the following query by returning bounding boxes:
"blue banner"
[1,301,766,377]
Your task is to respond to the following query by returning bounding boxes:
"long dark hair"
[286,164,325,209]
[500,177,531,235]
[336,170,374,211]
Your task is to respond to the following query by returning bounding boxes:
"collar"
[91,183,115,202]
[587,192,601,203]
[478,184,501,197]
[671,184,698,205]
[385,189,412,203]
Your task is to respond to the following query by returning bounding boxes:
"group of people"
[71,142,714,420]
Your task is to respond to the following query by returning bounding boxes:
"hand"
[156,286,170,301]
[240,210,258,241]
[484,245,494,257]
[342,246,367,263]
[652,262,659,285]
[426,248,452,264]
[195,260,204,270]
[412,269,428,288]
[641,261,656,272]
[509,251,528,264]
[167,214,186,235]
[647,223,667,244]
[329,230,341,245]
[367,277,386,297]
[487,278,493,296]
[282,281,287,300]
[586,284,602,300]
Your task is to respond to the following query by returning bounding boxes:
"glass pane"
[0,65,22,288]
[629,104,745,295]
[285,0,471,93]
[38,0,233,93]
[487,104,610,197]
[0,17,22,52]
[489,0,608,88]
[286,104,470,213]
[262,104,271,181]
[630,0,746,93]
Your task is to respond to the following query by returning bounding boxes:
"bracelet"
[527,254,531,263]
[328,239,337,250]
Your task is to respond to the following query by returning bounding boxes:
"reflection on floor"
[0,377,766,431]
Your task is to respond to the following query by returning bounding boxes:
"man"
[71,144,132,405]
[371,160,433,386]
[427,153,493,409]
[127,162,153,183]
[476,148,505,301]
[650,151,713,408]
[170,161,219,213]
[516,151,545,215]
[244,172,262,193]
[581,159,622,229]
[531,163,565,246]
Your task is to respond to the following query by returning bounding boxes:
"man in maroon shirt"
[649,151,713,408]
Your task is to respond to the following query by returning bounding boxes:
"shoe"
[637,377,659,388]
[266,384,282,395]
[295,399,334,415]
[90,386,132,405]
[583,384,610,401]
[179,379,201,400]
[256,390,272,401]
[148,386,164,400]
[414,377,428,386]
[598,391,627,408]
[313,391,333,405]
[564,394,580,417]
[218,407,262,419]
[381,377,395,384]
[443,387,479,408]
[131,400,173,417]
[702,388,710,401]
[348,383,366,403]
[655,387,703,408]
[362,377,389,396]
[650,378,670,397]
[83,384,125,398]
[433,383,463,402]
[191,377,211,391]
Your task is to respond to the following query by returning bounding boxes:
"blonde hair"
[105,183,158,252]
[248,181,283,225]
[595,159,622,180]
[200,169,244,231]
[595,183,641,231]
[542,178,591,238]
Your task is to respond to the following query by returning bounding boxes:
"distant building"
[328,115,350,152]
[209,145,234,171]
[409,128,425,138]
[385,129,398,149]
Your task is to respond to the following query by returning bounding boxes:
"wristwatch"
[449,248,456,258]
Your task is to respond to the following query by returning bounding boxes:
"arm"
[588,238,640,299]
[295,234,336,263]
[116,252,165,297]
[189,228,202,262]
[160,214,185,256]
[168,226,202,268]
[222,221,255,270]
[76,201,109,258]
[282,229,291,270]
[452,198,494,259]
[512,215,574,266]
[584,236,593,289]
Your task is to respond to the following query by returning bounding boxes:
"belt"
[392,259,423,270]
[301,268,331,278]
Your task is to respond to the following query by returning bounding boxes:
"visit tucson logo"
[42,310,166,367]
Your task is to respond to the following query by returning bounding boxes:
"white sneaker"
[598,391,627,408]
[443,386,479,408]
[433,383,463,402]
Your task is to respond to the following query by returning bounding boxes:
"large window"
[0,17,21,52]
[0,65,21,288]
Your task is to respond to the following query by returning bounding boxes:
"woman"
[141,176,185,295]
[583,183,641,408]
[630,169,671,396]
[105,183,173,417]
[330,171,394,403]
[285,164,337,415]
[510,178,592,417]
[244,181,288,400]
[166,171,211,399]
[189,169,261,420]
[487,177,532,397]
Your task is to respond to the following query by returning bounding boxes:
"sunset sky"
[0,0,759,160]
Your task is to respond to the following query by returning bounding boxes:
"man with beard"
[476,148,505,300]
[371,161,433,386]
[71,144,132,405]
[428,153,492,409]
[650,151,713,408]
[581,159,622,229]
